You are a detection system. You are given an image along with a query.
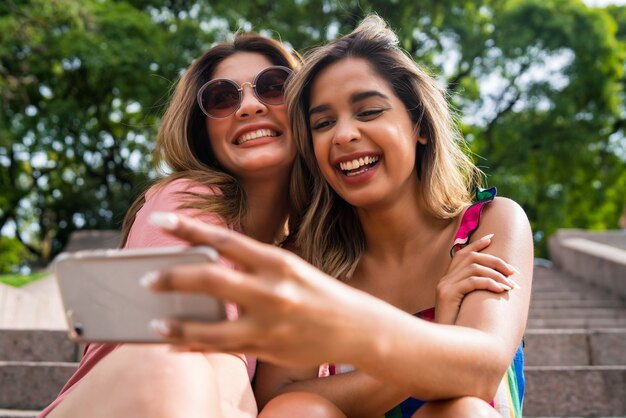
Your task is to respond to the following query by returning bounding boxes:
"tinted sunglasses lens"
[201,80,240,117]
[256,68,291,105]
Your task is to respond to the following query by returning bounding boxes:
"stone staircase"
[0,277,77,418]
[524,266,626,417]
[0,329,78,418]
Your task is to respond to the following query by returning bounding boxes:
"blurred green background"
[1,0,625,274]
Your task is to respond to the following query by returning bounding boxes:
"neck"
[356,188,451,262]
[240,175,290,244]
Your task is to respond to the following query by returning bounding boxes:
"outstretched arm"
[145,200,532,401]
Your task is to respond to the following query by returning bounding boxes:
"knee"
[412,396,501,418]
[51,345,252,418]
[107,346,224,418]
[259,392,346,418]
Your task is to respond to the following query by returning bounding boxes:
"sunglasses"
[197,66,293,118]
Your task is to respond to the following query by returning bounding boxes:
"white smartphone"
[54,246,227,343]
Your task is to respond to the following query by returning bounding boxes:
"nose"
[332,119,360,146]
[236,83,268,118]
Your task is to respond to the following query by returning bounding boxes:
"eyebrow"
[309,90,390,116]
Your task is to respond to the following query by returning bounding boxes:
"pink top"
[39,179,255,417]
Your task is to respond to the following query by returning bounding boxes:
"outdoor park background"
[1,0,625,279]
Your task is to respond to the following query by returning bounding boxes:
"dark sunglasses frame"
[197,66,294,118]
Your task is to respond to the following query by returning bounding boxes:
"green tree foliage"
[0,236,32,274]
[1,0,624,266]
[0,0,219,260]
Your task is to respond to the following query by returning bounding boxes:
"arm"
[146,200,532,401]
[358,197,532,400]
[255,234,516,417]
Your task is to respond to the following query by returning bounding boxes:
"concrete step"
[524,366,626,417]
[524,329,626,366]
[527,316,626,329]
[0,361,77,410]
[528,307,626,319]
[0,330,77,362]
[0,410,38,418]
[530,291,622,302]
[530,298,625,309]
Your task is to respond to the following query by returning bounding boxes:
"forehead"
[212,52,275,82]
[310,58,394,104]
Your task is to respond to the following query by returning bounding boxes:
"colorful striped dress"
[320,187,525,418]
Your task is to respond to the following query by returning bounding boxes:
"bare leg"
[412,397,503,418]
[47,345,256,418]
[259,392,347,418]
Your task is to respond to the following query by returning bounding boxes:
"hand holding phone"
[54,246,226,343]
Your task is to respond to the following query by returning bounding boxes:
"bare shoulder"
[481,197,531,234]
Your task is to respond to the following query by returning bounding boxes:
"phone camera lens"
[73,323,84,336]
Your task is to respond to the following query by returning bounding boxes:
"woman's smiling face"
[205,52,295,181]
[308,58,425,209]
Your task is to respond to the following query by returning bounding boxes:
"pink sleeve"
[125,179,227,249]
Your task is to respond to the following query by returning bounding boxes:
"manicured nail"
[499,283,512,291]
[482,233,495,241]
[149,212,179,231]
[139,271,159,288]
[508,279,521,290]
[149,319,171,336]
[507,264,522,275]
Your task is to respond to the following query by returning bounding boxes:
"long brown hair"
[120,34,300,247]
[287,15,483,278]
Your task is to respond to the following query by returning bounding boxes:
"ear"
[414,125,427,145]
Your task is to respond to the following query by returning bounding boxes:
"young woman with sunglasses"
[143,16,533,418]
[40,34,299,418]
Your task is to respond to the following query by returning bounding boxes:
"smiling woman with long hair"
[40,34,300,418]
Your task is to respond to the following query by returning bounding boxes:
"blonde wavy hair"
[286,15,483,279]
[120,34,300,246]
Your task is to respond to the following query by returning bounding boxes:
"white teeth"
[237,129,278,144]
[339,155,379,171]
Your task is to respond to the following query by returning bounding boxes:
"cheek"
[206,117,228,143]
[312,139,333,179]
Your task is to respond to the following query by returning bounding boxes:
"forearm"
[346,302,509,401]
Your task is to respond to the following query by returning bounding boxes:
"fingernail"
[149,212,179,231]
[507,264,522,275]
[508,279,521,290]
[139,271,159,288]
[482,233,495,241]
[149,319,171,336]
[499,283,512,291]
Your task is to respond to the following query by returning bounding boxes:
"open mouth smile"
[236,129,279,145]
[338,155,380,177]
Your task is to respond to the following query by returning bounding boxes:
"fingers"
[140,262,257,303]
[461,233,494,253]
[455,234,521,280]
[456,276,512,294]
[464,262,519,290]
[150,318,257,353]
[149,212,282,270]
